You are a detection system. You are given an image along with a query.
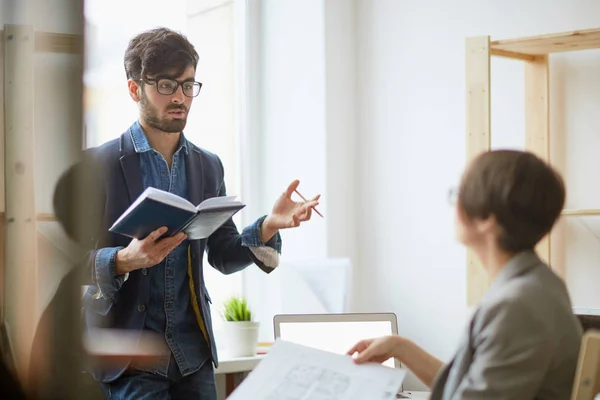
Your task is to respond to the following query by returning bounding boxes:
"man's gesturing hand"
[115,226,187,275]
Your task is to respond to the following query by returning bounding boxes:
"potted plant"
[220,296,260,358]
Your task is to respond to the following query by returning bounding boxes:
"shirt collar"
[487,250,541,295]
[129,120,189,155]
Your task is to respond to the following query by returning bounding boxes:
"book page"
[196,195,242,211]
[145,187,196,212]
[184,210,240,240]
[228,340,405,400]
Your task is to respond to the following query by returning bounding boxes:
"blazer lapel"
[119,131,144,204]
[429,359,454,400]
[185,146,206,291]
[186,146,204,207]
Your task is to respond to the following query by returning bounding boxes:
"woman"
[348,150,582,399]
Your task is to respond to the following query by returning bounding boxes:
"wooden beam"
[561,209,600,217]
[465,36,491,306]
[0,29,82,54]
[0,26,5,323]
[490,48,536,62]
[3,24,38,380]
[35,31,82,54]
[491,27,600,55]
[466,36,492,166]
[524,55,551,265]
[36,213,57,222]
[0,212,56,222]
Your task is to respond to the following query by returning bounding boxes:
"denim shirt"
[93,120,282,378]
[133,121,210,377]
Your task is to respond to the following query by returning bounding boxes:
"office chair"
[571,329,600,400]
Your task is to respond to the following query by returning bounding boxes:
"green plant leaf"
[222,295,252,321]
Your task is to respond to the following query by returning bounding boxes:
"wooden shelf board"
[561,209,600,217]
[0,212,56,222]
[490,48,537,61]
[490,27,600,55]
[35,31,82,54]
[2,28,82,54]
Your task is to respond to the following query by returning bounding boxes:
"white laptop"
[273,313,399,368]
[273,313,430,399]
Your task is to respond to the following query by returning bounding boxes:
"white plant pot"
[220,321,260,358]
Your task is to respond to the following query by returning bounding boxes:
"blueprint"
[228,340,405,400]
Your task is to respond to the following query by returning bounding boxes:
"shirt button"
[141,268,148,276]
[137,304,146,312]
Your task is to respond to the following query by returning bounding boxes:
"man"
[78,27,319,399]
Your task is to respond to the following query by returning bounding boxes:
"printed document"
[228,340,406,400]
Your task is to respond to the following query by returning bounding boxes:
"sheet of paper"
[294,258,351,313]
[228,340,406,400]
[280,258,351,314]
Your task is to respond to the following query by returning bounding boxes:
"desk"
[401,391,430,399]
[215,354,264,374]
[214,355,264,396]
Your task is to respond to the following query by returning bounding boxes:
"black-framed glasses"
[142,78,202,98]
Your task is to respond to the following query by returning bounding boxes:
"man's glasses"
[142,78,202,98]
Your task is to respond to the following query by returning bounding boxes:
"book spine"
[174,214,199,235]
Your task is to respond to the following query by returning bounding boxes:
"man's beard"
[140,96,187,133]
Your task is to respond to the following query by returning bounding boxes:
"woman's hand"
[347,335,402,365]
[349,335,444,389]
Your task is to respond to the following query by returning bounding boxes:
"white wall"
[324,0,358,275]
[550,45,600,308]
[258,0,328,257]
[355,0,600,388]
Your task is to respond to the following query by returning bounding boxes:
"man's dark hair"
[124,27,199,80]
[458,149,565,253]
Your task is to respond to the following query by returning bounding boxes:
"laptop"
[273,313,420,398]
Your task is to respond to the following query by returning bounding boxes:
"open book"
[109,187,245,240]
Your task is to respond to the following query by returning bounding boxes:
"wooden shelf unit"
[465,27,600,306]
[1,24,83,380]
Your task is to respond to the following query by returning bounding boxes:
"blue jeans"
[101,357,216,400]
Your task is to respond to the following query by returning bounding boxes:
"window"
[184,0,245,332]
[84,0,244,331]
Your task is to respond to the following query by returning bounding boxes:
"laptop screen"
[275,315,397,368]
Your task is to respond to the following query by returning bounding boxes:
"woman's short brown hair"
[458,150,565,253]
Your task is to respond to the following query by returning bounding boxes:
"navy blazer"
[66,131,272,382]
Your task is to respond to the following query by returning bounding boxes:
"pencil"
[294,189,324,218]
